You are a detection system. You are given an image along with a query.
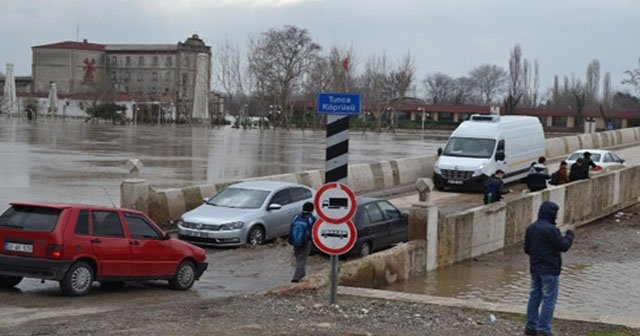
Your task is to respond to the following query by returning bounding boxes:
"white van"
[433,114,545,191]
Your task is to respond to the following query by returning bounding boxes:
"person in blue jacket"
[483,170,509,204]
[523,201,576,336]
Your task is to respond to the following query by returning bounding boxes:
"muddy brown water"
[0,118,445,210]
[385,217,640,320]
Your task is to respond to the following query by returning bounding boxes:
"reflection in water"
[0,119,444,209]
[386,253,640,320]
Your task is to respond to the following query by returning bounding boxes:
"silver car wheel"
[71,266,92,293]
[247,227,265,246]
[177,264,195,288]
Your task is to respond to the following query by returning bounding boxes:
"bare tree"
[213,39,250,126]
[359,51,391,131]
[571,77,586,131]
[585,59,601,108]
[248,25,321,129]
[622,57,640,95]
[451,77,476,104]
[532,60,540,107]
[469,64,507,104]
[387,51,416,130]
[423,72,454,104]
[504,44,524,114]
[602,71,613,111]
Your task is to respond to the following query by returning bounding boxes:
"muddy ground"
[1,207,640,335]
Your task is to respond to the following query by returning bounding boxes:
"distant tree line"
[212,25,640,130]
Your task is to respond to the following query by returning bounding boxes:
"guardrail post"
[415,178,434,202]
[121,159,149,213]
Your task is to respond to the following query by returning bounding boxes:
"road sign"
[314,182,357,224]
[312,219,358,255]
[317,93,361,115]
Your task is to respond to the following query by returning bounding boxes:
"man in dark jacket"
[569,158,587,182]
[483,170,508,204]
[523,201,575,336]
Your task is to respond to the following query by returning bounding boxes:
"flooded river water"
[0,118,445,209]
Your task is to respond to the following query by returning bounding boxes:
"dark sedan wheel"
[60,261,94,296]
[247,226,265,246]
[0,276,23,289]
[169,261,196,290]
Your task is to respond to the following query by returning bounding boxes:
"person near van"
[526,157,550,192]
[483,170,509,204]
[289,202,316,283]
[549,161,569,185]
[569,158,587,181]
[524,201,575,336]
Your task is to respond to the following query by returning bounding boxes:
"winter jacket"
[483,175,504,204]
[569,163,587,181]
[527,163,550,191]
[550,166,569,185]
[524,201,574,275]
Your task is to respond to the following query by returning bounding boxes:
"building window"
[152,56,159,66]
[166,56,173,67]
[125,56,131,66]
[183,56,189,67]
[124,71,131,81]
[137,72,143,82]
[552,116,567,127]
[152,72,158,81]
[182,73,188,84]
[165,71,172,81]
[165,88,170,94]
[439,112,454,122]
[538,116,547,127]
[139,56,145,66]
[628,119,640,127]
[125,86,129,93]
[111,56,117,65]
[111,71,117,82]
[151,87,157,93]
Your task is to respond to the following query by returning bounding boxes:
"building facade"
[31,34,211,121]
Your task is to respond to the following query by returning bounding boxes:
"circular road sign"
[312,219,358,255]
[313,182,357,224]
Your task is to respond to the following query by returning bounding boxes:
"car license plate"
[448,180,463,185]
[4,242,33,253]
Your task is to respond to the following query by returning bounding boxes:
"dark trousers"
[292,244,311,281]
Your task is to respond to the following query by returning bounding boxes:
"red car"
[0,202,208,296]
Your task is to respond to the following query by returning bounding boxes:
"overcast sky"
[1,0,639,98]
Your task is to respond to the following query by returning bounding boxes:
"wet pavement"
[0,118,445,210]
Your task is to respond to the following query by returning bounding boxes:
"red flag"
[342,57,350,72]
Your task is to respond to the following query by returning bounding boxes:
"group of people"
[483,152,599,205]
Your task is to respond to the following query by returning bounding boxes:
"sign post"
[316,92,360,305]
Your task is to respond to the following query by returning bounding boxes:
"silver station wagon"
[177,181,314,247]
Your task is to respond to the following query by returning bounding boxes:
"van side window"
[75,210,90,235]
[92,211,124,237]
[497,140,505,152]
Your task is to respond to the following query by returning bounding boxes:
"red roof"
[32,41,106,51]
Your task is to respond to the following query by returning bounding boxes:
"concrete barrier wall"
[413,165,640,271]
[123,126,640,224]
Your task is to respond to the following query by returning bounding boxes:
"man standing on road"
[523,201,575,336]
[289,202,316,283]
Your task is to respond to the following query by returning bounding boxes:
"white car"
[565,149,626,172]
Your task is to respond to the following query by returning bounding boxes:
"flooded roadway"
[0,118,445,210]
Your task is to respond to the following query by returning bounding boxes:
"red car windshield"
[0,205,61,232]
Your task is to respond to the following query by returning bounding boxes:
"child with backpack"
[289,202,316,283]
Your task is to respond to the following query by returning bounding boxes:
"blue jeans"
[526,274,559,334]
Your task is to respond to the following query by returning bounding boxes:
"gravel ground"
[2,290,638,336]
[2,208,640,335]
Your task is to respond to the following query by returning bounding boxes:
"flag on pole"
[342,57,350,72]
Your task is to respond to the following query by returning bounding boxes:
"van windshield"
[442,137,496,158]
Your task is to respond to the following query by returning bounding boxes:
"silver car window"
[290,187,312,202]
[270,189,292,206]
[207,188,270,209]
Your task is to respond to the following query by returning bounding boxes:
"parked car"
[313,197,408,257]
[177,181,314,247]
[565,149,626,172]
[0,202,207,296]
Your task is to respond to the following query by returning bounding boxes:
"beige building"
[31,34,211,120]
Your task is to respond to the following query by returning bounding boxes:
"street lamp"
[417,107,426,133]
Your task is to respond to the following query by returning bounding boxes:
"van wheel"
[359,242,372,257]
[0,276,23,289]
[169,261,196,290]
[247,226,265,246]
[60,261,94,297]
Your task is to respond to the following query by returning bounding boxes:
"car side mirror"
[202,197,209,203]
[437,148,443,156]
[620,159,625,164]
[267,203,282,211]
[495,152,505,161]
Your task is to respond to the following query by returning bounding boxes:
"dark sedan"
[313,197,408,257]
